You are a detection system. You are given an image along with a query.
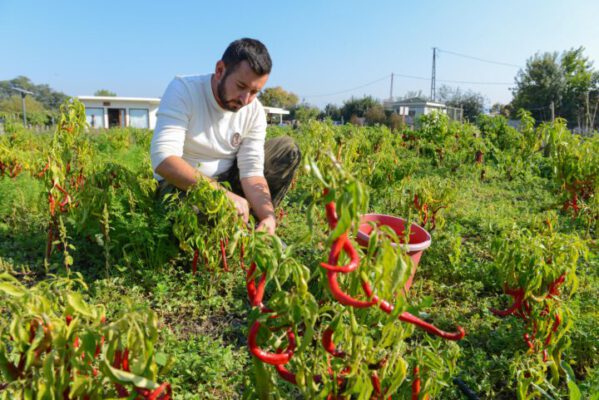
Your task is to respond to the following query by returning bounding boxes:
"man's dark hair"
[221,38,272,76]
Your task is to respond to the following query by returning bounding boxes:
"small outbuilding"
[77,96,161,129]
[263,106,290,124]
[383,97,463,127]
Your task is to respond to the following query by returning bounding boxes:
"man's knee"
[265,136,301,168]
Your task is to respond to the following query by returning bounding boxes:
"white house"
[78,96,160,129]
[383,97,463,126]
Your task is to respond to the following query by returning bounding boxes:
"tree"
[364,103,386,126]
[0,95,51,125]
[322,103,342,122]
[490,102,512,117]
[387,112,404,131]
[511,47,599,129]
[340,96,380,123]
[437,85,485,121]
[258,86,299,109]
[0,76,67,112]
[94,89,117,97]
[291,103,320,123]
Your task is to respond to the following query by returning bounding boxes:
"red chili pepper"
[147,382,171,400]
[274,361,298,385]
[543,349,549,362]
[37,162,49,177]
[114,383,129,398]
[544,314,562,346]
[412,366,421,400]
[94,336,105,358]
[523,333,534,350]
[49,193,56,216]
[322,328,346,358]
[320,234,360,273]
[371,371,382,397]
[122,348,130,372]
[548,273,566,297]
[397,311,466,341]
[66,315,73,326]
[220,239,229,272]
[246,262,267,307]
[191,249,199,275]
[248,321,295,365]
[113,349,122,368]
[327,271,378,308]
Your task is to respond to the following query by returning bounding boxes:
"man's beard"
[216,74,243,112]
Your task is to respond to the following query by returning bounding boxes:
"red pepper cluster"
[562,179,594,216]
[0,160,22,178]
[490,273,565,362]
[246,191,465,398]
[412,194,447,232]
[191,238,229,275]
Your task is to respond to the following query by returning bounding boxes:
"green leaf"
[0,282,26,297]
[101,359,159,390]
[66,293,94,318]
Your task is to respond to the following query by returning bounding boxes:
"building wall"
[80,99,159,129]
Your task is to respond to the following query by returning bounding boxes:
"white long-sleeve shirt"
[150,74,267,181]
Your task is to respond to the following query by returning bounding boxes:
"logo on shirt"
[231,132,241,148]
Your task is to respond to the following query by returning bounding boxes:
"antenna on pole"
[11,87,34,126]
[389,73,394,100]
[430,47,437,101]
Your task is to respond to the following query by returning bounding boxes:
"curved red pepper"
[320,234,360,273]
[322,328,346,358]
[248,321,295,366]
[274,362,298,385]
[398,311,465,341]
[327,271,378,308]
[246,262,267,307]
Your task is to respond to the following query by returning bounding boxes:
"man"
[151,38,300,235]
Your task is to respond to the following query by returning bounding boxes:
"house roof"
[78,96,161,104]
[386,97,446,108]
[263,106,290,115]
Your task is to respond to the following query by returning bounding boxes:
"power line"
[437,48,523,69]
[302,75,390,98]
[302,73,513,99]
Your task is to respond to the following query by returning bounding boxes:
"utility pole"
[430,47,437,101]
[550,101,555,122]
[11,87,34,126]
[389,73,394,100]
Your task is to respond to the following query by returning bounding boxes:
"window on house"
[85,108,105,128]
[129,108,149,128]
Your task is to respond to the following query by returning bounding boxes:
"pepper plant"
[490,213,588,399]
[0,272,173,399]
[245,153,463,399]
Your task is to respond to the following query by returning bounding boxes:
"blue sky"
[1,0,598,109]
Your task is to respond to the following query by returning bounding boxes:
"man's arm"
[156,156,250,222]
[241,176,276,235]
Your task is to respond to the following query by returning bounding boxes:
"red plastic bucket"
[356,214,432,292]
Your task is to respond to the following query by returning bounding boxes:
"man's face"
[215,60,269,112]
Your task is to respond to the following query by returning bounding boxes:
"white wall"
[80,99,159,129]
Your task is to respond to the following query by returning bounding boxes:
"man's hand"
[256,215,276,235]
[226,191,250,223]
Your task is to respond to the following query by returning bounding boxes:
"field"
[0,101,597,399]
